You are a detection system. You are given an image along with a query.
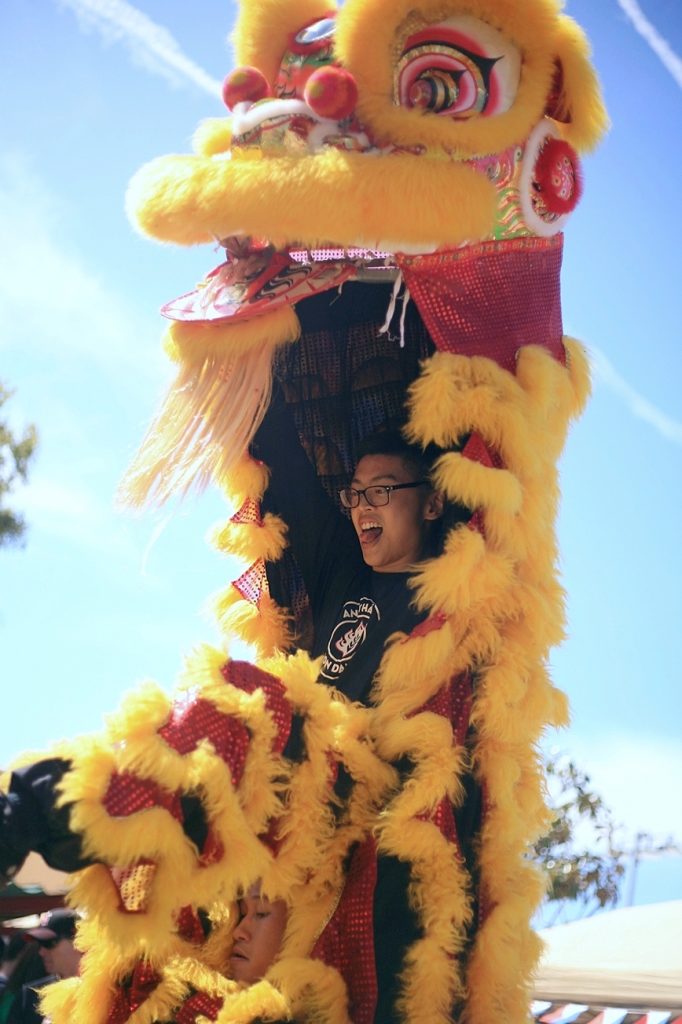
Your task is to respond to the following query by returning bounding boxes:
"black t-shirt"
[252,388,424,705]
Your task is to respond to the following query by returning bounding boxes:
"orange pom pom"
[304,66,358,121]
[222,66,270,110]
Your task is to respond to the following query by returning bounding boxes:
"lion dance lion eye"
[396,16,521,120]
[406,65,485,116]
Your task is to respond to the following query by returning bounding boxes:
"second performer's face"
[229,886,287,984]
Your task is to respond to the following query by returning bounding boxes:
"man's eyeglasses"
[339,481,427,509]
[38,937,61,949]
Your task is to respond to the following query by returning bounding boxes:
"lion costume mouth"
[161,237,399,324]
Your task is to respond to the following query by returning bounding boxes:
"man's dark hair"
[355,427,439,482]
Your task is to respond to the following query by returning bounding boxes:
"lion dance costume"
[9,1,607,1022]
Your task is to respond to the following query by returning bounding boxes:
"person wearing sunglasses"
[6,910,81,1024]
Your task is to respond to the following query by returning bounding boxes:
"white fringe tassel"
[117,344,274,509]
[378,271,412,348]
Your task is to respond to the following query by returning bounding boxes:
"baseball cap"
[26,908,80,945]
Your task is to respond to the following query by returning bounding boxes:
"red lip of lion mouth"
[160,236,402,325]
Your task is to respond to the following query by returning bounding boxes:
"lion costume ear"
[545,14,609,152]
[232,0,336,84]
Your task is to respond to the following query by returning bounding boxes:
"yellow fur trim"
[54,647,302,955]
[232,0,333,85]
[372,615,487,720]
[192,117,232,157]
[268,956,351,1024]
[563,336,592,412]
[278,705,397,965]
[214,455,270,508]
[117,307,300,509]
[210,511,289,563]
[42,331,592,1022]
[408,526,514,617]
[212,583,295,655]
[553,15,610,151]
[127,149,496,251]
[432,450,523,516]
[336,0,605,157]
[372,710,474,1024]
[258,651,342,897]
[162,314,300,365]
[38,977,80,1024]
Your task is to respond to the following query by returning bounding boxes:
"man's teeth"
[361,522,381,531]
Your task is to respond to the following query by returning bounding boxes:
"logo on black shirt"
[320,597,380,680]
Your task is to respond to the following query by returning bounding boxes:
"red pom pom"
[304,66,358,121]
[222,66,270,110]
[534,138,583,215]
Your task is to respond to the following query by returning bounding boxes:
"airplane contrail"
[59,0,223,98]
[616,0,682,89]
[589,345,682,446]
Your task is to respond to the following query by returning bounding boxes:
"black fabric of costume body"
[0,759,90,879]
[264,281,435,648]
[373,853,422,1024]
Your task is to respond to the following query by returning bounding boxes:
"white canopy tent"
[532,900,682,1022]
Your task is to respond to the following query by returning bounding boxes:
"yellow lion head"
[128,0,606,255]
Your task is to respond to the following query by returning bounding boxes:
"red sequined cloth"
[176,905,206,945]
[106,961,161,1024]
[110,860,158,914]
[159,698,251,787]
[197,827,225,867]
[411,673,474,850]
[230,497,263,526]
[175,992,223,1024]
[406,610,449,640]
[221,660,292,755]
[103,772,182,819]
[398,236,565,374]
[424,671,474,749]
[461,432,501,472]
[232,559,269,605]
[312,836,378,1024]
[461,431,503,538]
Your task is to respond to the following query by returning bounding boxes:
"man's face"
[349,453,441,573]
[39,937,81,979]
[229,887,287,984]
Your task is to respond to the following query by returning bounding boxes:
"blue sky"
[1,0,681,912]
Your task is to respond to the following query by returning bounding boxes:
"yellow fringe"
[117,306,300,509]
